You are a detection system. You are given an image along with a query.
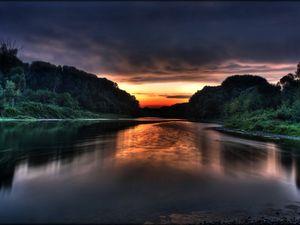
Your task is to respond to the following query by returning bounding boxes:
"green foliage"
[23,89,56,104]
[0,43,139,117]
[273,104,293,121]
[224,85,280,117]
[4,80,19,106]
[2,106,21,117]
[7,67,26,92]
[2,101,102,119]
[27,62,139,115]
[23,89,79,109]
[0,85,4,114]
[189,86,224,119]
[0,84,4,99]
[224,109,300,137]
[189,70,300,137]
[189,75,281,120]
[56,92,79,109]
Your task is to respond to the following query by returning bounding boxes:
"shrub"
[2,106,21,117]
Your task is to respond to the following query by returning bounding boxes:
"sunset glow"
[2,2,300,108]
[3,1,300,224]
[117,81,209,107]
[103,60,295,107]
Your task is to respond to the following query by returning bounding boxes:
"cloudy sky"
[1,1,300,107]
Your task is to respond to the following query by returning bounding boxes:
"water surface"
[0,120,300,223]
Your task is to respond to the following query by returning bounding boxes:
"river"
[0,120,300,223]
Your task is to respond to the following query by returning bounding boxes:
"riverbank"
[214,126,300,142]
[0,101,132,120]
[223,109,300,137]
[0,118,120,122]
[0,117,183,125]
[192,117,300,142]
[0,113,126,121]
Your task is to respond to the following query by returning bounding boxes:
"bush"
[0,101,100,119]
[23,89,79,109]
[2,106,21,117]
[56,93,79,109]
[273,105,293,121]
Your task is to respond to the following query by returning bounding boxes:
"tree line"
[0,43,139,118]
[188,63,300,136]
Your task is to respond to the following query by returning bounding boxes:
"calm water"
[1,120,300,223]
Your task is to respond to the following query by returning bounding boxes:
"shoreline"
[191,118,300,142]
[0,118,115,121]
[214,126,300,142]
[0,117,184,123]
[3,117,299,142]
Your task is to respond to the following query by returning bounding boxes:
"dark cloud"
[165,95,190,99]
[1,2,300,83]
[133,93,190,99]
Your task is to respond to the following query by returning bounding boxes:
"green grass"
[0,102,124,120]
[224,109,300,137]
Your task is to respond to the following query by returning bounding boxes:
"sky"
[1,1,300,107]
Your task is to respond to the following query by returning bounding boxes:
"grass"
[0,102,126,120]
[224,109,300,137]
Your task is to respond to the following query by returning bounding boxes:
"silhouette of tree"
[0,41,21,74]
[296,62,300,78]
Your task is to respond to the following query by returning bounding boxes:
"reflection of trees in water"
[0,121,139,191]
[277,141,300,190]
[220,141,269,176]
[193,125,300,191]
[219,138,300,190]
[280,152,293,173]
[193,126,223,173]
[3,120,300,192]
[293,157,300,189]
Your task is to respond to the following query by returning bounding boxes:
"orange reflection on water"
[3,120,300,224]
[113,122,232,175]
[112,121,296,183]
[113,122,204,172]
[10,121,300,194]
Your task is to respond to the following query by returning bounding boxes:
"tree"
[0,41,21,74]
[0,85,4,114]
[279,73,295,87]
[8,67,26,92]
[189,75,281,120]
[4,80,19,106]
[189,86,224,119]
[56,92,79,109]
[53,75,61,93]
[296,62,300,79]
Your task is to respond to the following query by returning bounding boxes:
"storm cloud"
[1,1,300,83]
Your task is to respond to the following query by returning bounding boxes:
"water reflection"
[0,120,140,190]
[1,120,300,223]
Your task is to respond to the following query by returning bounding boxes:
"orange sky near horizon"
[102,62,296,108]
[117,82,211,108]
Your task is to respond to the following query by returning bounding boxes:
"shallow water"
[0,120,300,223]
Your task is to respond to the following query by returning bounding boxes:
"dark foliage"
[141,103,188,118]
[189,86,224,119]
[189,75,281,120]
[188,62,300,136]
[0,42,23,74]
[0,43,139,117]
